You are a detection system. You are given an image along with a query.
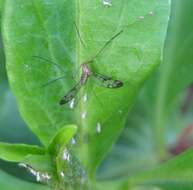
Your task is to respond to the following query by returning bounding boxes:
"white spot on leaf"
[139,16,145,19]
[18,163,51,182]
[62,148,70,161]
[81,111,87,119]
[83,93,88,102]
[71,138,76,145]
[149,11,154,15]
[96,122,102,134]
[102,0,112,7]
[69,98,75,109]
[60,171,65,177]
[118,110,123,114]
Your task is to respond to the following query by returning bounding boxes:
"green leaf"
[129,148,193,190]
[0,36,5,80]
[0,33,39,145]
[96,120,157,180]
[97,1,193,187]
[3,0,76,146]
[95,180,128,190]
[138,0,193,158]
[0,142,45,162]
[48,124,77,154]
[80,0,170,175]
[23,154,53,173]
[2,0,170,178]
[152,0,193,157]
[50,125,86,189]
[158,0,193,104]
[100,2,193,180]
[0,0,5,22]
[0,169,51,190]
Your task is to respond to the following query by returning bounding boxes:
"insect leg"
[91,30,123,61]
[74,22,86,48]
[32,55,65,71]
[41,75,66,88]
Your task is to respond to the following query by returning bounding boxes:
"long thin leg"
[74,22,86,48]
[91,30,123,61]
[32,55,65,71]
[89,84,109,130]
[42,75,66,87]
[88,11,155,62]
[73,22,86,78]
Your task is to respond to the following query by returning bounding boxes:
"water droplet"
[149,11,154,15]
[62,148,70,161]
[71,138,76,145]
[81,111,87,119]
[139,16,145,19]
[102,0,112,7]
[118,110,123,114]
[60,171,65,177]
[24,64,31,72]
[83,93,88,102]
[96,122,102,134]
[69,98,75,109]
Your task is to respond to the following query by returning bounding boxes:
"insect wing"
[59,82,82,105]
[92,73,123,88]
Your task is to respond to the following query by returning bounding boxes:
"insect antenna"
[33,56,71,87]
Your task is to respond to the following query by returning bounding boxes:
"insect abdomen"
[106,80,123,88]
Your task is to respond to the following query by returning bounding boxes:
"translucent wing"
[92,73,123,88]
[59,82,82,105]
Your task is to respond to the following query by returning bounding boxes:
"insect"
[59,63,92,105]
[59,29,124,105]
[34,10,154,106]
[59,62,123,105]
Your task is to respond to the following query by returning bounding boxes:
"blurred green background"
[1,0,193,188]
[0,32,42,182]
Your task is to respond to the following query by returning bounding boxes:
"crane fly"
[57,28,125,106]
[34,54,124,106]
[33,29,124,106]
[34,11,155,106]
[59,63,92,105]
[59,62,123,105]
